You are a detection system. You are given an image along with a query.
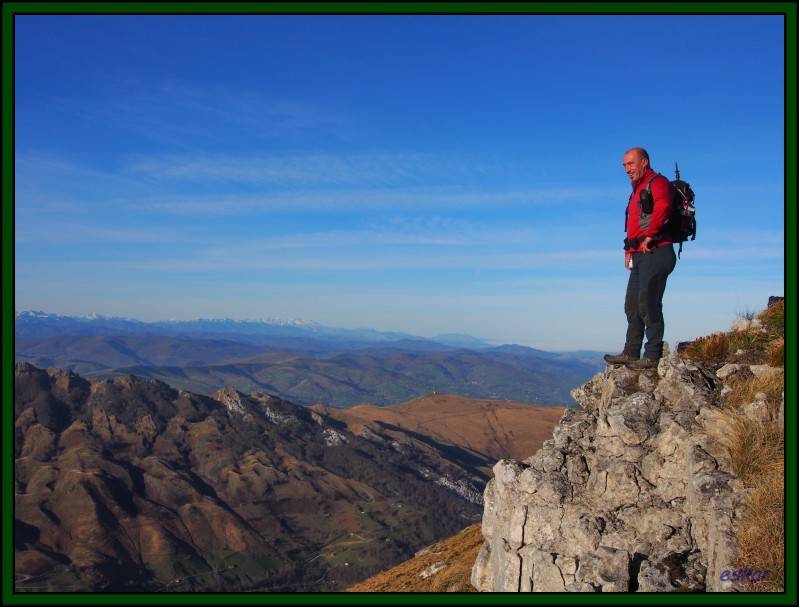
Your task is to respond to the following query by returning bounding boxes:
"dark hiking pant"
[624,244,676,360]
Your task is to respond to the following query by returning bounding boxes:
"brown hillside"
[14,365,486,592]
[346,524,483,592]
[314,394,565,469]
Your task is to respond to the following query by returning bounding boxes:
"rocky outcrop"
[471,352,748,592]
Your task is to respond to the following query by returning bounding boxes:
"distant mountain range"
[15,311,605,407]
[14,363,563,592]
[14,310,491,349]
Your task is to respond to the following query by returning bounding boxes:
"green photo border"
[2,2,795,605]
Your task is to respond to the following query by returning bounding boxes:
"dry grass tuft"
[710,380,784,592]
[668,301,787,592]
[717,412,783,484]
[735,456,784,592]
[766,338,784,367]
[723,368,785,415]
[683,332,729,362]
[684,300,784,366]
[727,327,769,353]
[757,300,784,339]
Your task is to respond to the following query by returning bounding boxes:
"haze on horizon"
[14,14,785,352]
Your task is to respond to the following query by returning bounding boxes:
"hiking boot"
[625,357,659,370]
[603,352,639,365]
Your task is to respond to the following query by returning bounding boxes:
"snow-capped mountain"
[13,310,460,346]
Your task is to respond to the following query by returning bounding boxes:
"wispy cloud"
[15,153,160,214]
[678,245,784,261]
[693,228,785,244]
[183,221,578,252]
[14,222,194,245]
[16,150,619,216]
[49,78,352,150]
[129,246,785,272]
[16,248,618,273]
[124,150,622,195]
[127,185,614,215]
[126,151,453,186]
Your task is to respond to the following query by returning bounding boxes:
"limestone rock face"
[471,353,747,593]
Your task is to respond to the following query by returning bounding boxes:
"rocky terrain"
[470,351,771,592]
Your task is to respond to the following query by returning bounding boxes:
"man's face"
[623,151,649,183]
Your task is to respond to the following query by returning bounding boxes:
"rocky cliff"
[471,351,751,592]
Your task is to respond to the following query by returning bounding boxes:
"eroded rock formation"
[471,352,748,592]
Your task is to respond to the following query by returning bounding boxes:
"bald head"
[624,147,649,162]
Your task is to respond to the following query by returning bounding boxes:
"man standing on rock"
[604,147,677,369]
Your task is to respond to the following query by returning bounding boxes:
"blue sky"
[14,14,785,350]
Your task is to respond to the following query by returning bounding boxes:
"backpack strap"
[643,173,660,194]
[625,173,659,231]
[625,173,664,238]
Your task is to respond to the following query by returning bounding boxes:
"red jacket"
[625,167,673,253]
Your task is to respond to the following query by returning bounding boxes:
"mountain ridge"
[16,334,603,408]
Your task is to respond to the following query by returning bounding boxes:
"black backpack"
[633,163,697,257]
[667,163,697,257]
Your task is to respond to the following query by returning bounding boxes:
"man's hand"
[625,251,632,270]
[641,237,655,253]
